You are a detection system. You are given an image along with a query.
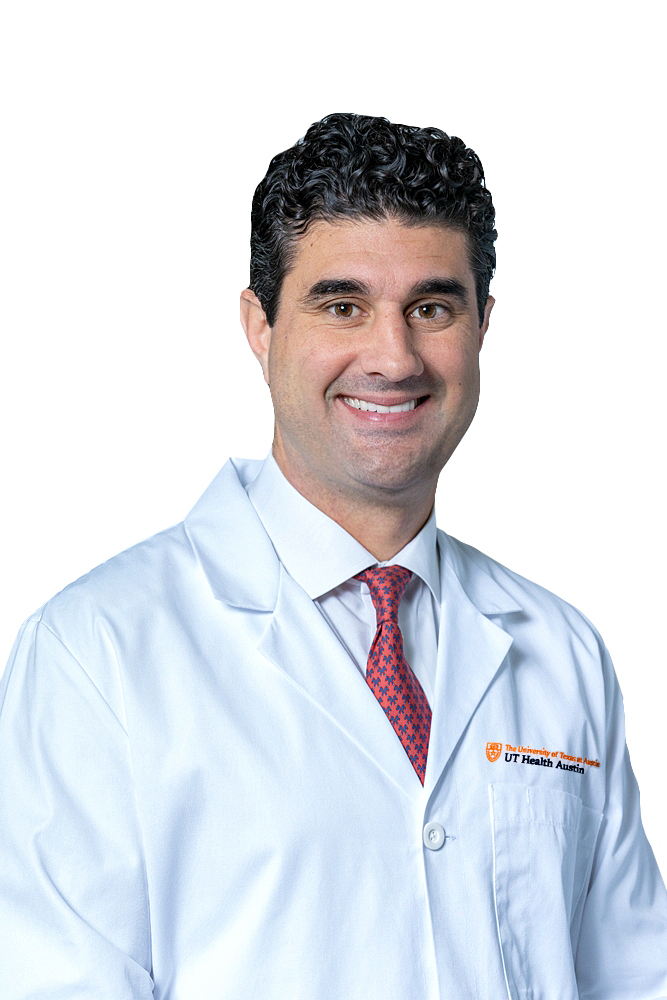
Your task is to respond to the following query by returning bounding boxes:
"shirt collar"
[246,453,440,602]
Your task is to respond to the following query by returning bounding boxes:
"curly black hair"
[249,112,497,326]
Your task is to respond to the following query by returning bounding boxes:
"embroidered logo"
[487,740,601,775]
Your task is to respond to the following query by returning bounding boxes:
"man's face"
[242,216,493,508]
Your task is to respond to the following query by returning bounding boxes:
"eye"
[328,301,358,318]
[409,302,450,321]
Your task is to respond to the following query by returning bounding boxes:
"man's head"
[249,113,496,328]
[241,114,496,541]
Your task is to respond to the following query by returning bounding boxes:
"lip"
[335,394,430,424]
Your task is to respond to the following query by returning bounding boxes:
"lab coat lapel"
[258,568,423,801]
[186,459,422,800]
[424,534,521,798]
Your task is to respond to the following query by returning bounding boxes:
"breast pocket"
[488,783,602,1000]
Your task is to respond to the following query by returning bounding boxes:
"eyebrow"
[300,276,469,307]
[409,278,469,304]
[299,279,371,305]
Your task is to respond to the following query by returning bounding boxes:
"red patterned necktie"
[355,565,432,784]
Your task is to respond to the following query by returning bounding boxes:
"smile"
[341,396,422,413]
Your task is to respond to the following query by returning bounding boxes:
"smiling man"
[1,113,666,999]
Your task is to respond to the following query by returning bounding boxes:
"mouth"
[340,395,428,413]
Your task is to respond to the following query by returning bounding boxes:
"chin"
[346,449,446,498]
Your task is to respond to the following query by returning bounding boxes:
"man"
[1,113,665,998]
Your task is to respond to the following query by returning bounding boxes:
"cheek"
[268,334,352,404]
[427,340,480,387]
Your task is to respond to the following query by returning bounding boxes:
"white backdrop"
[2,1,665,876]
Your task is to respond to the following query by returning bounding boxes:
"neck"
[271,448,437,562]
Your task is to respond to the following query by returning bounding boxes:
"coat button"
[423,821,446,850]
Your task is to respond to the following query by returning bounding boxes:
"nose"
[358,309,424,382]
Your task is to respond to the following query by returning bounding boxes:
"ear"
[240,289,271,384]
[478,295,495,350]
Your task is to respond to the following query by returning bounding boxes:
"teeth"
[341,397,418,413]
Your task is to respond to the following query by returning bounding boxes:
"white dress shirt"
[246,453,441,704]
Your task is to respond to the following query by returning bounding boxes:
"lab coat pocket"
[489,783,602,1000]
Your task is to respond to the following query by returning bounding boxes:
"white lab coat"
[1,457,665,1000]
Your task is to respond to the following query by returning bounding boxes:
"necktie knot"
[355,565,412,625]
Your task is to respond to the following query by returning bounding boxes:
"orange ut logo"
[486,742,502,762]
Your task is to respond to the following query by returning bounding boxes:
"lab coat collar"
[184,457,280,611]
[438,531,523,616]
[184,458,522,621]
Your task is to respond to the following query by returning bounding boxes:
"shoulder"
[17,456,269,662]
[20,520,193,669]
[39,521,194,630]
[37,456,259,636]
[4,521,200,723]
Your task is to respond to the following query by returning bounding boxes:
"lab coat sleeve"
[574,644,667,999]
[0,615,154,999]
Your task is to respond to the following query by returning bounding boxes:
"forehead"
[285,217,475,296]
